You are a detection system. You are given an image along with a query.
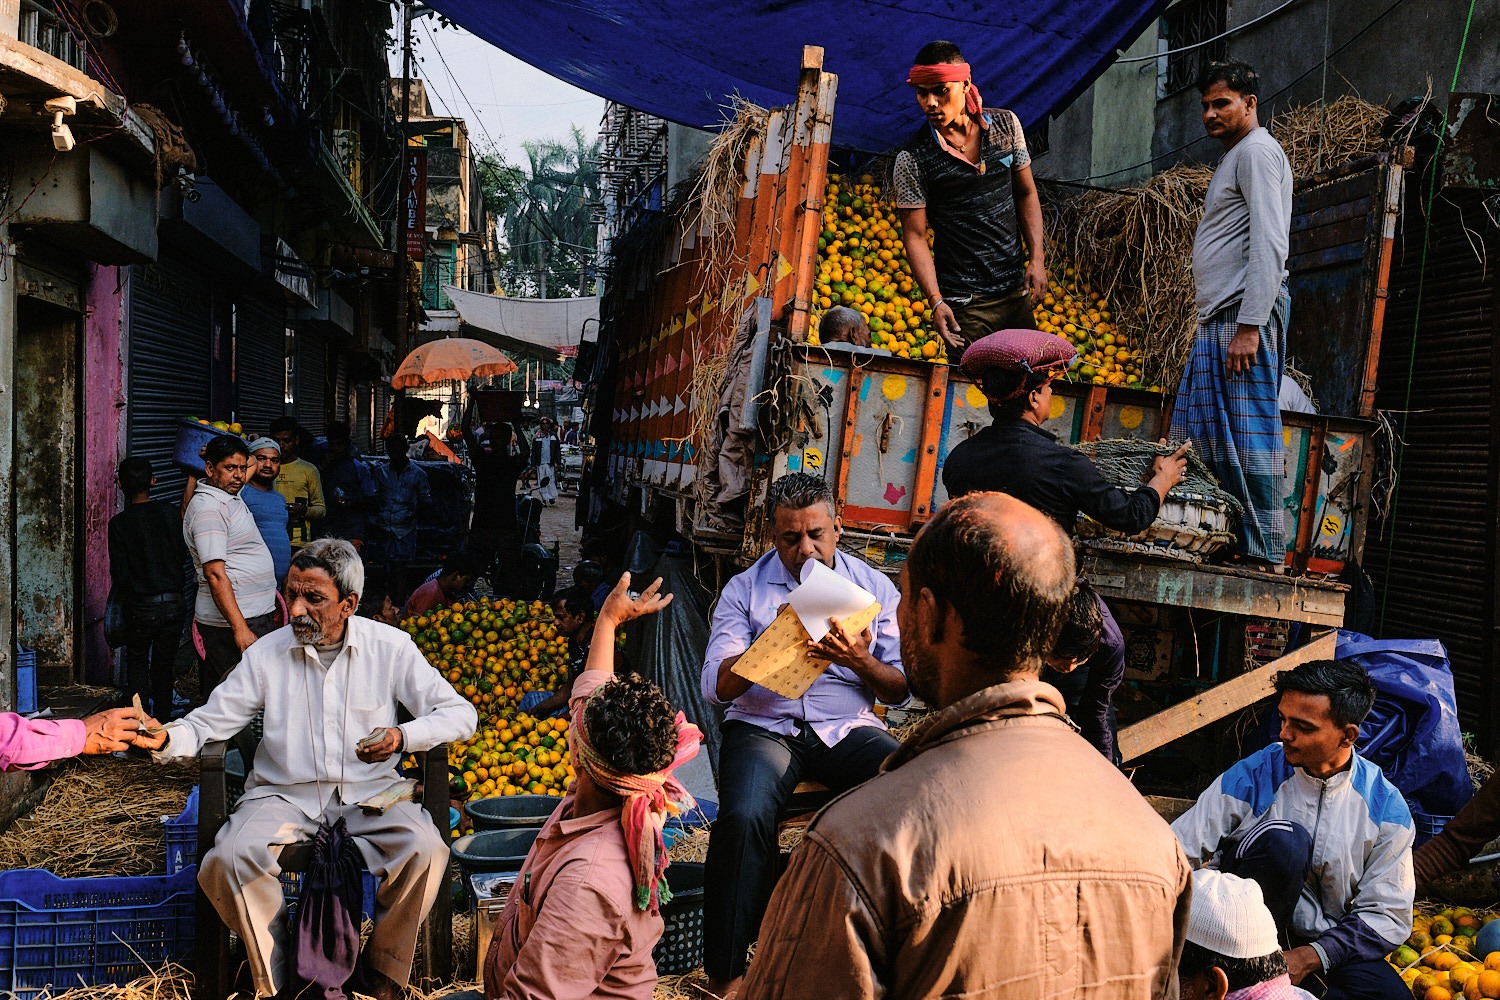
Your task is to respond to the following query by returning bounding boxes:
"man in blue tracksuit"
[1172,659,1414,1000]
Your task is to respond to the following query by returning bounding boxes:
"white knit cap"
[1186,869,1281,959]
[248,436,280,455]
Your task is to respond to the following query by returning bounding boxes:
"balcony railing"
[18,0,88,73]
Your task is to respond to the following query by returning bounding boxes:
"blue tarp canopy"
[425,1,1167,152]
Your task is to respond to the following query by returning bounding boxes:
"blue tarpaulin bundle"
[424,1,1169,151]
[1337,631,1474,839]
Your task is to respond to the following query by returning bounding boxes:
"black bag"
[293,816,366,999]
[104,592,127,648]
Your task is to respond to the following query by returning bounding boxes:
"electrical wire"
[418,21,575,249]
[1113,0,1302,63]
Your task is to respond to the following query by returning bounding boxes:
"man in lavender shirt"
[700,472,907,996]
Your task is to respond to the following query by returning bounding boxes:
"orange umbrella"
[392,337,517,389]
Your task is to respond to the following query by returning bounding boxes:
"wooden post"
[1291,419,1328,576]
[1117,631,1337,762]
[911,366,949,522]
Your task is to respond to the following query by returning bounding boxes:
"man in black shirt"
[942,338,1189,530]
[943,329,1189,762]
[897,40,1048,352]
[463,416,528,586]
[108,457,188,721]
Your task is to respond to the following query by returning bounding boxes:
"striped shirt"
[184,482,277,626]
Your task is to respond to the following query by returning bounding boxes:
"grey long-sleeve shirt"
[1192,126,1293,327]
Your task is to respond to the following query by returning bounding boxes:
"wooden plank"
[1080,385,1108,442]
[1117,631,1337,762]
[835,371,865,511]
[1290,419,1328,575]
[1081,549,1348,626]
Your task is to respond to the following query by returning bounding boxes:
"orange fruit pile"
[1032,270,1155,390]
[1390,908,1500,1000]
[402,597,575,804]
[811,172,947,362]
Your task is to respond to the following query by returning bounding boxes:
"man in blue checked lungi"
[1171,60,1294,572]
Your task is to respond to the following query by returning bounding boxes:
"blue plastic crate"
[1414,811,1454,848]
[15,645,37,715]
[165,787,376,918]
[163,787,198,877]
[0,868,197,999]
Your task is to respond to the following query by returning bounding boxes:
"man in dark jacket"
[943,328,1188,763]
[320,421,376,549]
[464,417,528,584]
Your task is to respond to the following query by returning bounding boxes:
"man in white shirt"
[183,434,279,693]
[142,538,477,999]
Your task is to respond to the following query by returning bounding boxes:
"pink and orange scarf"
[573,697,703,913]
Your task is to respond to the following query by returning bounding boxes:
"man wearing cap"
[1182,869,1307,1000]
[895,40,1047,352]
[942,328,1189,760]
[241,437,292,585]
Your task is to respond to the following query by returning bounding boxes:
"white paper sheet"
[788,559,879,642]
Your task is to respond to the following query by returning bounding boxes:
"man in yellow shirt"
[270,416,326,549]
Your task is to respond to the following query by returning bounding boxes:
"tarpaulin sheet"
[445,286,599,356]
[633,549,724,779]
[1336,631,1474,828]
[423,1,1169,151]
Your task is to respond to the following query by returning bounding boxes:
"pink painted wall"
[81,264,122,684]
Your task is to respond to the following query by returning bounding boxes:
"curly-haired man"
[484,573,702,1000]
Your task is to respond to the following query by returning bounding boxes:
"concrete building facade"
[1034,0,1500,186]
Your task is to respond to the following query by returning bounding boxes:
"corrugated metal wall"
[296,327,328,435]
[1369,182,1500,738]
[235,295,286,437]
[127,254,214,501]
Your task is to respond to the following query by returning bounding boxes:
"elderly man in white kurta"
[147,538,476,998]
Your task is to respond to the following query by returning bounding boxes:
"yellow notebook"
[730,601,881,699]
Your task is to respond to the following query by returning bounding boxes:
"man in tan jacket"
[743,492,1192,1000]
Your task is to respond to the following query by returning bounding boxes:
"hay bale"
[1044,165,1212,391]
[1270,96,1390,179]
[41,963,195,1000]
[0,755,198,875]
[0,755,198,877]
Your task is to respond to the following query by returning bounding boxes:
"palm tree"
[499,127,601,296]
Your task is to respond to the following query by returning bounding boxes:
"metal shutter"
[296,326,328,435]
[334,352,350,427]
[1368,185,1500,739]
[235,294,286,438]
[127,253,214,501]
[354,377,373,451]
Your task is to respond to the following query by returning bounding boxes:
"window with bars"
[18,0,88,73]
[1158,0,1228,99]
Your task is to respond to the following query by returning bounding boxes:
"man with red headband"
[942,329,1189,761]
[484,572,702,1000]
[896,40,1047,353]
